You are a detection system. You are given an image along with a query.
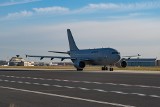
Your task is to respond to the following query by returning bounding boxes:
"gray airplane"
[26,29,128,71]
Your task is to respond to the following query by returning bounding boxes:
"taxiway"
[0,70,160,107]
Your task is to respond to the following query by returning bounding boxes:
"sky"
[0,0,160,62]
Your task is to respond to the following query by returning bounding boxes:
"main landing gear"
[77,68,83,71]
[101,66,113,71]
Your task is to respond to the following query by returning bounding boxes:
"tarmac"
[0,70,160,107]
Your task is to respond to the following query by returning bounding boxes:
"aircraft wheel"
[77,68,83,71]
[109,68,113,71]
[101,67,105,70]
[105,67,108,70]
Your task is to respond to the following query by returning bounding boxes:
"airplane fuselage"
[69,48,121,66]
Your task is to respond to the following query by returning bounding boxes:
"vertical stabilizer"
[67,29,79,51]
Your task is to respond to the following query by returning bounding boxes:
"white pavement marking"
[24,82,31,84]
[110,91,128,95]
[1,75,160,99]
[63,80,69,82]
[18,81,23,84]
[33,83,40,85]
[119,84,132,87]
[93,89,107,92]
[53,85,63,88]
[0,86,135,107]
[105,83,118,85]
[1,78,160,99]
[93,82,102,84]
[83,81,92,83]
[78,87,90,91]
[10,81,16,83]
[131,93,146,96]
[72,81,80,83]
[149,95,160,98]
[1,75,160,90]
[39,78,45,80]
[33,78,38,80]
[42,84,50,86]
[63,86,75,89]
[4,80,9,82]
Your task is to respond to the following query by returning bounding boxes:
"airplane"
[26,29,129,71]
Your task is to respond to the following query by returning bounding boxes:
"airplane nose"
[115,54,121,62]
[111,50,121,62]
[117,55,121,60]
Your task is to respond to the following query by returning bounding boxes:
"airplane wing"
[26,55,75,61]
[122,54,141,59]
[48,51,69,54]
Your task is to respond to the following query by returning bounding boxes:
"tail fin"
[67,29,79,51]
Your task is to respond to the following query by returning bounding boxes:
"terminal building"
[126,58,157,67]
[9,55,34,66]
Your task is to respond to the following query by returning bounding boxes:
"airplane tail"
[67,29,79,51]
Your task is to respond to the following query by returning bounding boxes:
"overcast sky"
[0,0,160,61]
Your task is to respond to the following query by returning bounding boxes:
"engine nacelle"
[115,59,127,68]
[74,61,86,70]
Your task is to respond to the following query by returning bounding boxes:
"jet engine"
[74,60,86,70]
[115,59,127,68]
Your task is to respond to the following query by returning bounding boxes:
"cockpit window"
[112,52,120,54]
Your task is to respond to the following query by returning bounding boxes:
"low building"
[9,55,34,66]
[50,62,73,66]
[127,58,157,67]
[0,60,8,66]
